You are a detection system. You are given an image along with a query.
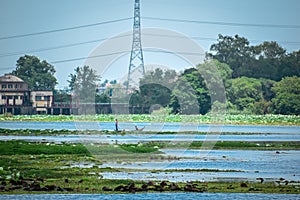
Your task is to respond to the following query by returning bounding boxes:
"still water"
[1,133,300,143]
[0,121,299,133]
[1,193,299,200]
[100,150,300,182]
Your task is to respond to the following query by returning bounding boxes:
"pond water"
[1,193,299,200]
[100,150,300,182]
[1,133,300,144]
[0,121,299,134]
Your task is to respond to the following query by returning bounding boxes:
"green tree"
[228,77,263,112]
[281,50,300,78]
[260,78,276,101]
[208,35,299,81]
[250,78,276,114]
[198,59,232,98]
[250,41,287,80]
[271,76,300,115]
[208,34,252,78]
[68,66,100,103]
[130,68,177,113]
[170,68,210,114]
[12,55,57,90]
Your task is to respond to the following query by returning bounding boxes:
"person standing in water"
[115,119,119,131]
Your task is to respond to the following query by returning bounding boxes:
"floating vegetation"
[0,114,299,125]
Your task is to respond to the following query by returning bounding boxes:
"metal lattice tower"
[127,0,145,91]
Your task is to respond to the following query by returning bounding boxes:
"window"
[35,96,42,101]
[1,96,6,100]
[15,84,18,89]
[1,85,7,89]
[8,96,13,99]
[20,96,23,100]
[14,96,19,100]
[20,84,23,88]
[44,96,51,101]
[8,84,13,89]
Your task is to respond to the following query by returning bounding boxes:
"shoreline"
[1,180,299,195]
[0,127,299,136]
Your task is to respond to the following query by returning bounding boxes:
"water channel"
[99,149,300,182]
[1,193,299,200]
[0,121,299,134]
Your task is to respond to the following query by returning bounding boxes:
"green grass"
[0,128,77,135]
[187,141,300,150]
[0,140,90,155]
[1,114,299,125]
[0,141,161,156]
[190,141,258,149]
[139,141,300,150]
[119,144,158,153]
[0,140,299,157]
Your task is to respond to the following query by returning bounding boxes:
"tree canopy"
[271,76,300,115]
[208,34,300,81]
[12,55,57,91]
[130,68,177,113]
[228,77,263,111]
[68,66,100,103]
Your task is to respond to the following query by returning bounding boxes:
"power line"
[1,32,299,58]
[50,49,205,64]
[1,16,299,42]
[144,33,300,45]
[143,17,300,29]
[0,39,105,57]
[51,51,129,64]
[0,49,204,72]
[0,17,132,41]
[0,34,131,58]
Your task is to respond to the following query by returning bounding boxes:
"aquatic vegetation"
[0,141,299,194]
[0,114,299,125]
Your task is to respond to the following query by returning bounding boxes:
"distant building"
[0,74,31,114]
[0,74,53,115]
[0,74,147,115]
[31,91,53,114]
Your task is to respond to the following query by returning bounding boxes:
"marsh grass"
[0,145,299,194]
[0,140,90,155]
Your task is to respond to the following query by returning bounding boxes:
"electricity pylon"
[126,0,145,92]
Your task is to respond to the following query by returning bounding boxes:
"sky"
[0,0,299,88]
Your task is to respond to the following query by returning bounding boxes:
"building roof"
[0,74,25,83]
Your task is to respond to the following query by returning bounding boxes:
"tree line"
[130,34,300,115]
[10,34,300,115]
